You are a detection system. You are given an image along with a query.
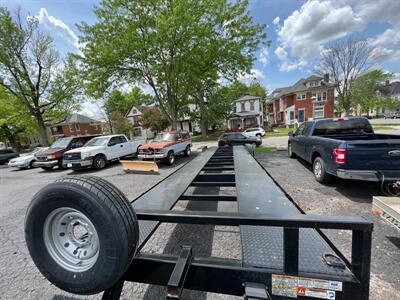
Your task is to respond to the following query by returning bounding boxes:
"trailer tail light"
[333,148,346,164]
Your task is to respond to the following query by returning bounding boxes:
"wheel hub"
[43,207,99,272]
[314,161,322,177]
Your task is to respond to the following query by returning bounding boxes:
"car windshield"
[85,137,108,146]
[22,147,44,156]
[313,119,374,136]
[153,133,175,142]
[50,138,72,149]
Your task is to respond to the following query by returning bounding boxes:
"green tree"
[141,107,170,132]
[0,7,82,146]
[104,87,152,134]
[79,0,265,134]
[0,86,38,150]
[351,70,397,115]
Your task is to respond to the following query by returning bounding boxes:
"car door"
[175,133,186,152]
[118,135,130,157]
[107,137,120,160]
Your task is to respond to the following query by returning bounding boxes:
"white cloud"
[35,8,79,49]
[274,0,400,72]
[274,46,306,72]
[79,101,106,121]
[259,47,269,66]
[272,16,280,25]
[238,69,265,85]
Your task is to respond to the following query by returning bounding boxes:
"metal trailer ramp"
[103,146,372,300]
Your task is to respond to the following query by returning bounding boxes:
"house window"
[241,102,245,111]
[297,93,306,100]
[75,123,80,131]
[279,98,283,111]
[250,101,254,111]
[312,91,327,101]
[313,106,324,119]
[132,109,137,114]
[69,124,74,132]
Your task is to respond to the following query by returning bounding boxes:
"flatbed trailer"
[24,146,373,300]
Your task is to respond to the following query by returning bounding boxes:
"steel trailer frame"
[102,146,373,300]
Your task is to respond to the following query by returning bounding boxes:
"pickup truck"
[63,134,146,170]
[35,135,98,170]
[137,130,192,165]
[288,117,400,183]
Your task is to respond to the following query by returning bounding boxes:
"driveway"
[256,150,400,300]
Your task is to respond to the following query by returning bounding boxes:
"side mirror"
[288,131,295,137]
[108,142,116,146]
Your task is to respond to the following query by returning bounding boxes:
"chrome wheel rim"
[43,207,99,272]
[314,161,322,177]
[95,157,105,169]
[288,144,292,156]
[169,153,175,164]
[187,147,191,155]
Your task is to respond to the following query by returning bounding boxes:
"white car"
[8,147,46,169]
[242,127,266,138]
[63,134,146,170]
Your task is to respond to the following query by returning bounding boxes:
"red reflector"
[333,148,346,164]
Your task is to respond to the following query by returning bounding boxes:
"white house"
[227,95,264,130]
[125,105,153,140]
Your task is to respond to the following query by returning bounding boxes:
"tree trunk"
[197,92,207,138]
[37,115,49,146]
[171,118,177,130]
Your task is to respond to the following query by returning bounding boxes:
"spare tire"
[25,175,139,295]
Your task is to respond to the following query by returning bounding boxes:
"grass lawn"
[372,125,396,131]
[191,133,220,142]
[254,146,276,153]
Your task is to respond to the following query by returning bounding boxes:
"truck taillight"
[333,148,346,164]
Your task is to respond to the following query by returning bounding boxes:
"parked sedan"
[218,133,262,147]
[8,147,46,169]
[242,127,265,138]
[0,148,19,164]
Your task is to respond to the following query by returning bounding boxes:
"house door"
[298,109,305,123]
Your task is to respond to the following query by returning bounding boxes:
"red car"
[138,130,192,165]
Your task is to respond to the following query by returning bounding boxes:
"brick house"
[272,75,335,126]
[227,95,264,130]
[50,113,103,139]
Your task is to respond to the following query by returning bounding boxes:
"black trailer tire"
[313,157,332,183]
[288,143,296,158]
[25,175,139,295]
[184,145,191,157]
[165,150,175,165]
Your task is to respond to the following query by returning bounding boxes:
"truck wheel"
[165,151,175,165]
[313,157,332,183]
[288,143,296,158]
[184,145,191,157]
[25,175,139,295]
[93,155,107,170]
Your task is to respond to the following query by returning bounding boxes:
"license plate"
[67,163,72,168]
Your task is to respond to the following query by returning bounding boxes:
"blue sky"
[2,0,400,118]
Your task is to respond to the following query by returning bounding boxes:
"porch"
[228,113,261,130]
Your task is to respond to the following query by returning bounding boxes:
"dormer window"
[250,101,255,111]
[241,102,245,111]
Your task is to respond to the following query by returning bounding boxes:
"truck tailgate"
[345,139,400,170]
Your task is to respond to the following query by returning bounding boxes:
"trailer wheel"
[313,157,332,183]
[25,175,139,295]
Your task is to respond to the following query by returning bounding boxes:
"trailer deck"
[102,146,372,300]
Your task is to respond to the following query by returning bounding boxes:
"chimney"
[323,73,329,82]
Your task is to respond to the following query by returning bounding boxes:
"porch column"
[241,118,244,129]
